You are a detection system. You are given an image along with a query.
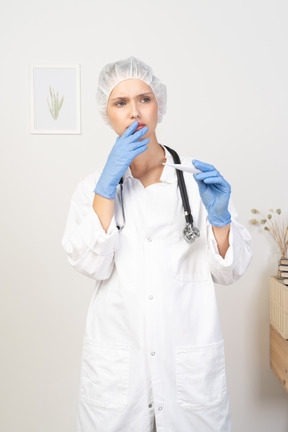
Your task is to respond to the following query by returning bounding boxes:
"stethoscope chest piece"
[183,223,200,243]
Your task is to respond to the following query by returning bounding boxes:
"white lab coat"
[62,147,252,432]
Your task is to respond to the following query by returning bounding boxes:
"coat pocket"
[81,338,130,411]
[169,233,209,282]
[175,340,226,411]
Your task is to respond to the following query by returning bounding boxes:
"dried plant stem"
[260,212,287,255]
[250,208,288,258]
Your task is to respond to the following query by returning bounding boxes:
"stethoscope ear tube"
[163,145,193,222]
[116,177,126,231]
[163,146,200,243]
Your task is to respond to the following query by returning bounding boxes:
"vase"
[279,247,287,260]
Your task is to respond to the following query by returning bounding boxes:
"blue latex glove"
[94,121,149,199]
[192,160,231,227]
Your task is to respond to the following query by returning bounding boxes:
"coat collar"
[123,145,177,184]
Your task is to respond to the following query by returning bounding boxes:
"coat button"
[146,237,152,242]
[149,295,153,300]
[151,351,155,356]
[158,406,163,411]
[148,403,153,408]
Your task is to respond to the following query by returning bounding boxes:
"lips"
[127,123,146,134]
[126,123,146,130]
[135,124,145,131]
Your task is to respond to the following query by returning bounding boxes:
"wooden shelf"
[270,276,288,339]
[270,324,288,394]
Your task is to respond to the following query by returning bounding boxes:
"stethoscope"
[117,145,200,243]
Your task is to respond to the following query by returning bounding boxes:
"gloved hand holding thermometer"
[94,121,149,199]
[192,160,231,227]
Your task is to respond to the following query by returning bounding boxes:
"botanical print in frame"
[30,65,81,134]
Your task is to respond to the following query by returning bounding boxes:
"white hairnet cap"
[96,56,167,124]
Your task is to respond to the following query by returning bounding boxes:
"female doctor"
[62,56,252,432]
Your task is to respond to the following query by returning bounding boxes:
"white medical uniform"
[62,147,252,432]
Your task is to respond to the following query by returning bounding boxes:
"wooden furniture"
[270,277,288,394]
[270,325,288,393]
[270,276,288,338]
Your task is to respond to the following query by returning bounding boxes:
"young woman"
[62,56,252,432]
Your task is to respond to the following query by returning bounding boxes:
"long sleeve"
[62,172,119,280]
[207,200,252,285]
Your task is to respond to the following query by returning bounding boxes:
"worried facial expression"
[106,79,158,139]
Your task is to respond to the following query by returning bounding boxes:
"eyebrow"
[110,92,153,101]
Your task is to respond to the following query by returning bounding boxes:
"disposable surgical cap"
[96,56,167,124]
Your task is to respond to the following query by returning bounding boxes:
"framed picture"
[30,65,81,134]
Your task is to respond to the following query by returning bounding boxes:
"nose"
[129,102,141,119]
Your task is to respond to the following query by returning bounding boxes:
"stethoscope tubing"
[117,146,200,243]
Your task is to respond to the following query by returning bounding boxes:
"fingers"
[192,160,231,208]
[133,144,148,158]
[127,126,149,143]
[193,159,224,184]
[121,121,139,138]
[199,175,224,184]
[192,159,215,172]
[194,171,231,194]
[194,170,220,182]
[194,171,227,188]
[121,122,149,142]
[131,138,150,150]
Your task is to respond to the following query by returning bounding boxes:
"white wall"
[1,0,288,431]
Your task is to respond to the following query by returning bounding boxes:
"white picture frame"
[30,65,81,134]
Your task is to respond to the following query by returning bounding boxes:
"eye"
[115,100,126,107]
[141,97,150,103]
